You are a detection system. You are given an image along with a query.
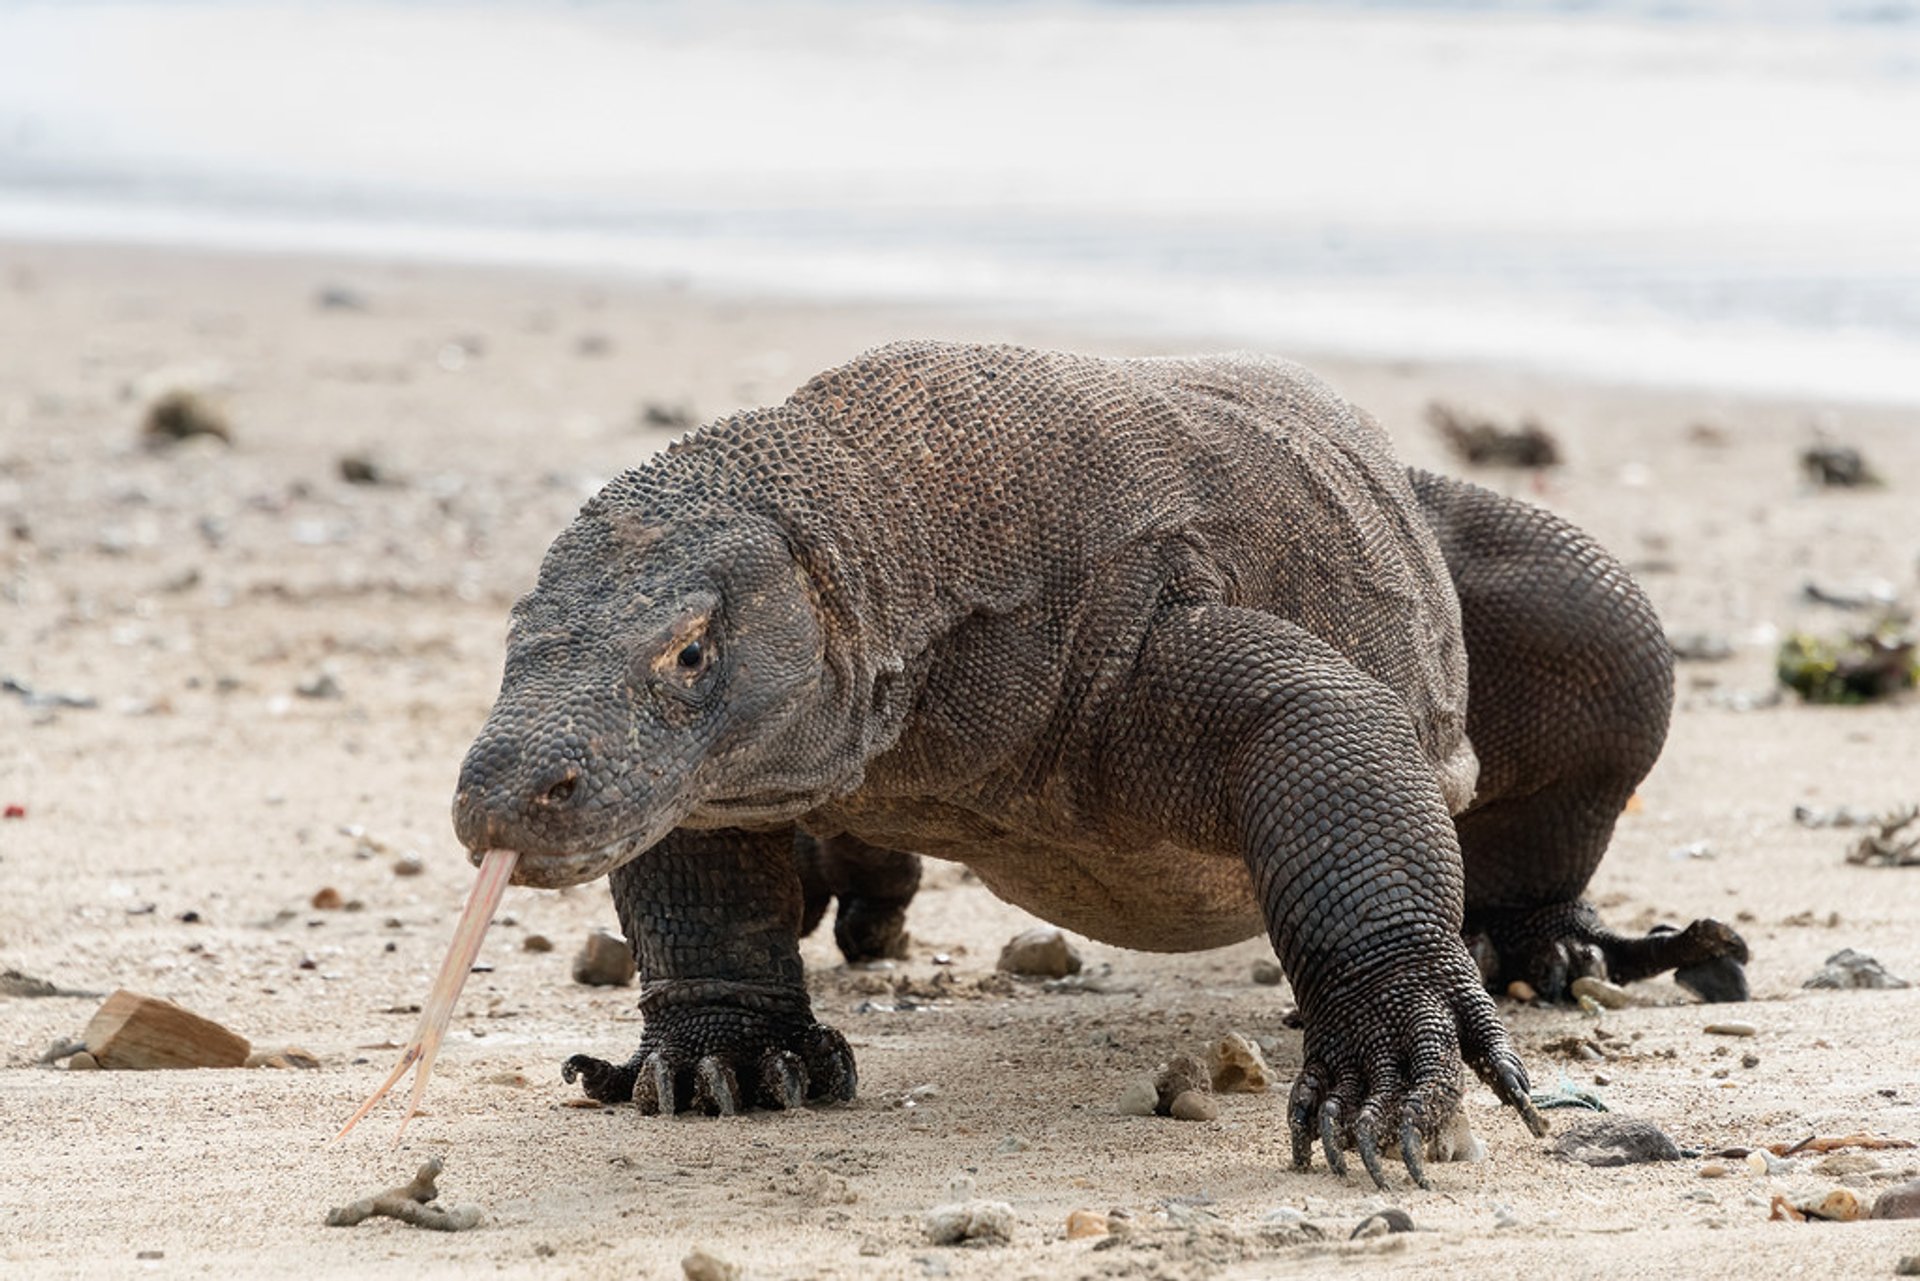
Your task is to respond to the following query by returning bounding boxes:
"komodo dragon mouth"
[470,833,648,889]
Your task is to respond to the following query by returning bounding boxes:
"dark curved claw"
[1288,1075,1321,1171]
[1400,1119,1430,1190]
[758,1049,807,1110]
[561,1053,637,1103]
[800,1024,859,1104]
[1354,1117,1390,1190]
[1490,1059,1548,1138]
[633,1053,680,1116]
[695,1055,741,1116]
[1318,1099,1349,1178]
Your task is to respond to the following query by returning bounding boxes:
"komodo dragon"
[452,341,1748,1187]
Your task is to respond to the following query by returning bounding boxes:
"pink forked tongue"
[333,848,519,1142]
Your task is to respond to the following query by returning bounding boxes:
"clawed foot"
[562,1004,856,1116]
[1288,954,1548,1191]
[1468,903,1750,1004]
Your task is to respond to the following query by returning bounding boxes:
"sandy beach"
[1,239,1917,1279]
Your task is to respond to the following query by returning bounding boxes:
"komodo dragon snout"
[451,508,839,889]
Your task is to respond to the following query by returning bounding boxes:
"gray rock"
[1804,948,1910,990]
[923,1200,1014,1246]
[1873,1178,1920,1221]
[571,929,636,987]
[681,1247,741,1281]
[1169,1090,1218,1122]
[1250,957,1285,986]
[1116,1077,1159,1117]
[996,927,1082,979]
[1552,1117,1682,1167]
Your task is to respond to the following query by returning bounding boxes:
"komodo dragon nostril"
[536,772,579,807]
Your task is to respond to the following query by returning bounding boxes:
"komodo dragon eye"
[676,640,705,670]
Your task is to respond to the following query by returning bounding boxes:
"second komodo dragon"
[452,341,1748,1188]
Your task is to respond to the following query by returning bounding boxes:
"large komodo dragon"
[453,341,1749,1187]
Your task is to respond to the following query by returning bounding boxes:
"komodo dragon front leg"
[1103,605,1547,1188]
[561,828,856,1115]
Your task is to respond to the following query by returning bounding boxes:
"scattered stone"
[522,934,555,954]
[640,400,697,431]
[1428,402,1561,468]
[245,1046,321,1069]
[923,1200,1014,1246]
[1154,1053,1211,1114]
[1427,1109,1486,1163]
[1570,976,1637,1009]
[996,926,1083,979]
[1065,1210,1108,1240]
[326,1158,482,1231]
[1350,1207,1416,1240]
[1506,980,1537,1003]
[1804,948,1910,990]
[315,284,369,311]
[1704,1021,1757,1037]
[391,852,426,878]
[1802,578,1900,612]
[1,969,92,998]
[67,1051,100,1070]
[1798,1188,1865,1222]
[1206,1032,1272,1093]
[311,887,345,911]
[1814,1152,1883,1177]
[1668,631,1735,662]
[1793,804,1881,829]
[1848,808,1920,868]
[1896,1256,1920,1276]
[993,1134,1030,1155]
[1699,1163,1730,1178]
[1169,1090,1219,1122]
[337,453,393,486]
[79,989,251,1069]
[571,929,636,987]
[142,389,231,446]
[1116,1076,1159,1117]
[1801,441,1881,488]
[296,671,344,700]
[681,1246,742,1281]
[1551,1117,1682,1167]
[1250,957,1284,986]
[1872,1178,1920,1220]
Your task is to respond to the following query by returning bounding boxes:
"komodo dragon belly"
[813,799,1267,954]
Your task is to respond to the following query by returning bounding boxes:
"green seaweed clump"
[1777,625,1919,704]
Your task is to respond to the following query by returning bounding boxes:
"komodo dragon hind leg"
[563,827,857,1114]
[1409,467,1750,1006]
[794,831,921,963]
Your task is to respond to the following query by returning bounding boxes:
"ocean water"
[1,0,1917,402]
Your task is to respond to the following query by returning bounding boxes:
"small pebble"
[1506,980,1537,1003]
[1154,1053,1211,1113]
[1250,958,1284,986]
[1207,1032,1272,1093]
[681,1246,742,1281]
[1065,1210,1108,1240]
[1815,1152,1883,1176]
[1552,1117,1681,1167]
[571,929,636,987]
[1427,1109,1486,1164]
[1350,1208,1415,1240]
[1801,1188,1864,1222]
[1804,948,1910,991]
[923,1200,1014,1246]
[1570,976,1636,1010]
[1897,1256,1920,1277]
[68,1051,100,1071]
[1872,1178,1920,1220]
[1169,1090,1218,1122]
[1741,1052,1760,1068]
[523,934,555,953]
[310,887,344,911]
[996,927,1083,979]
[1699,1163,1730,1178]
[1703,1022,1756,1038]
[993,1134,1030,1155]
[1116,1077,1159,1117]
[391,852,425,877]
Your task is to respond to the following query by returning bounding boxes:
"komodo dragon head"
[451,495,841,888]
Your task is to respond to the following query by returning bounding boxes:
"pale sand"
[1,240,1917,1279]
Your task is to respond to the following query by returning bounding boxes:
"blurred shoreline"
[3,1,1917,405]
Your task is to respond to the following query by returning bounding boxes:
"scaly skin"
[452,341,1744,1189]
